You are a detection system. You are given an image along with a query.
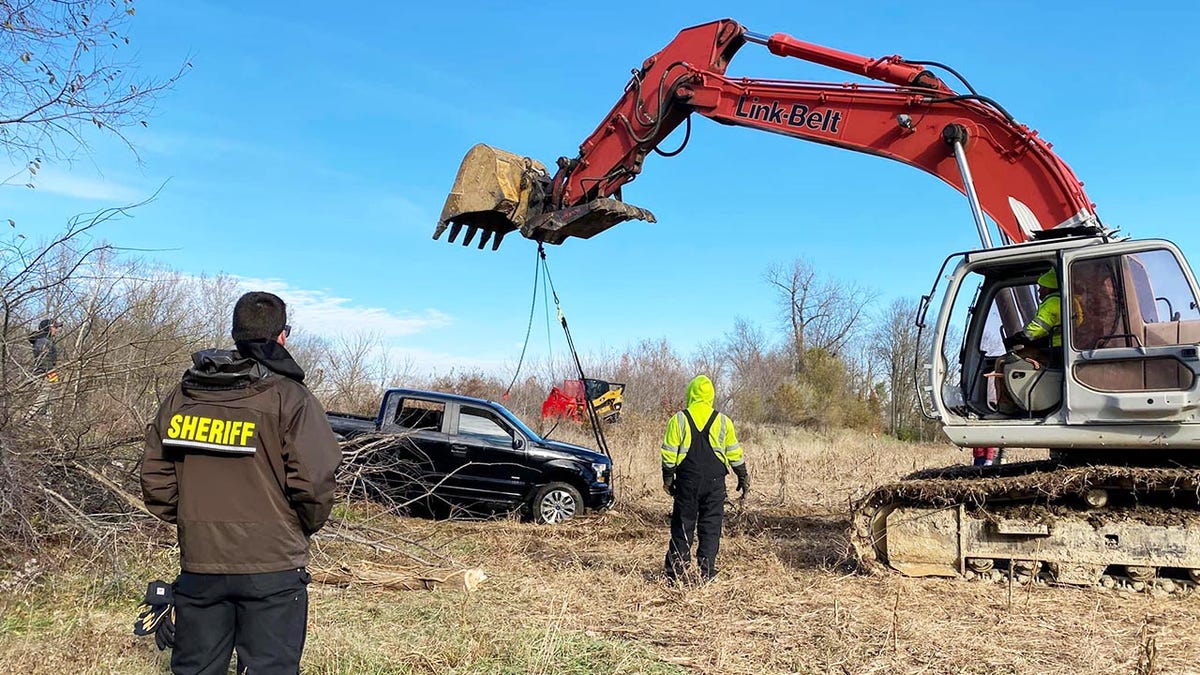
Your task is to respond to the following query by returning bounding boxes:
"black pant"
[665,475,726,580]
[171,568,311,675]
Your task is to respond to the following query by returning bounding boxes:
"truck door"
[1062,242,1200,424]
[380,397,461,502]
[449,403,537,507]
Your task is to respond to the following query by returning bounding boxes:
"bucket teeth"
[462,226,478,248]
[476,230,493,250]
[434,217,514,250]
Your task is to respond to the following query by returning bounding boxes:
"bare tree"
[718,317,786,421]
[871,297,936,440]
[0,207,217,551]
[764,257,878,373]
[308,332,414,415]
[608,338,690,418]
[0,0,188,164]
[689,336,731,410]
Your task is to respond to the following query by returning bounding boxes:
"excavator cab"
[859,231,1200,585]
[923,230,1200,452]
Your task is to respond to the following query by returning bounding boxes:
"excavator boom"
[435,18,1097,250]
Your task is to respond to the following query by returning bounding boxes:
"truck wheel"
[532,482,582,524]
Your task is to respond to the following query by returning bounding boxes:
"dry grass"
[1,421,1196,674]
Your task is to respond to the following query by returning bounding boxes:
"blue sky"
[5,1,1200,375]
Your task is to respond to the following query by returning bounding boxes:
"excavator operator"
[1005,268,1064,364]
[992,268,1063,416]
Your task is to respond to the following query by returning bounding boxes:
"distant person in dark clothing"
[30,318,62,382]
[29,318,62,416]
[142,292,342,675]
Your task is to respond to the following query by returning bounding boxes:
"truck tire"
[531,482,582,524]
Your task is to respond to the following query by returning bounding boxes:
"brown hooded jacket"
[141,344,341,574]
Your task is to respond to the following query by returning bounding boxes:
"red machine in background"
[541,378,625,424]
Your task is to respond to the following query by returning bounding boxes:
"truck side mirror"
[512,436,526,451]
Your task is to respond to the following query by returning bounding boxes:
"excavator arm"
[435,18,1097,250]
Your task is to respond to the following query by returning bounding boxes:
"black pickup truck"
[328,388,614,524]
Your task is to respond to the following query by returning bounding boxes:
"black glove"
[133,580,176,651]
[662,467,676,496]
[1004,331,1050,352]
[732,464,749,497]
[1002,331,1030,351]
[154,607,175,651]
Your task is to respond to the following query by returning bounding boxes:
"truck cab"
[329,388,614,523]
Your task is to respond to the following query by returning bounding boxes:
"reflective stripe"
[718,416,727,446]
[661,412,690,468]
[662,435,680,467]
[1029,317,1054,333]
[163,439,256,455]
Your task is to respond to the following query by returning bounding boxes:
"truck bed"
[326,411,377,440]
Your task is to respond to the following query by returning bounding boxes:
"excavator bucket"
[434,144,551,251]
[434,144,656,249]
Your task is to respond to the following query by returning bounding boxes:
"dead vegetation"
[2,418,1197,674]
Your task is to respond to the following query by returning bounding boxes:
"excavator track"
[851,460,1200,593]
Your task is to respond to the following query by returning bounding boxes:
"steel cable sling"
[538,243,611,458]
[502,245,544,400]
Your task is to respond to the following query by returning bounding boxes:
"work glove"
[732,464,749,498]
[133,580,176,651]
[662,467,676,497]
[1002,331,1030,351]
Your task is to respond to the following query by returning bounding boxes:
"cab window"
[1069,249,1200,393]
[1129,249,1200,324]
[394,399,445,431]
[457,406,513,442]
[1069,257,1126,351]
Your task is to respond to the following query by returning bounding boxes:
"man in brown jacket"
[142,291,342,675]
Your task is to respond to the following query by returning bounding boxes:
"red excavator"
[435,19,1200,592]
